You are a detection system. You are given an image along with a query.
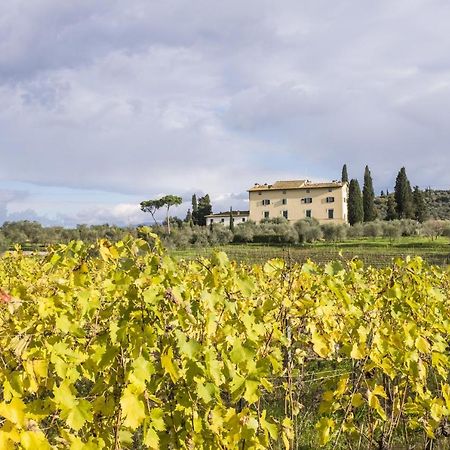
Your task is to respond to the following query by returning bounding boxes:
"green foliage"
[191,194,198,225]
[394,167,414,219]
[341,164,348,183]
[363,165,376,222]
[320,223,347,242]
[140,199,164,225]
[0,234,289,449]
[348,179,363,225]
[196,195,212,226]
[233,221,256,243]
[140,195,182,234]
[413,186,428,223]
[385,195,397,220]
[362,220,383,238]
[423,189,450,220]
[255,218,298,244]
[293,218,323,243]
[229,208,235,233]
[2,235,450,448]
[421,219,450,240]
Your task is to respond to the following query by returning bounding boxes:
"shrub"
[254,219,298,244]
[395,219,420,236]
[347,223,363,238]
[294,219,323,244]
[209,225,233,246]
[190,227,210,247]
[362,221,383,238]
[233,221,256,243]
[162,225,193,249]
[441,221,450,238]
[321,223,347,242]
[421,220,449,240]
[381,222,402,241]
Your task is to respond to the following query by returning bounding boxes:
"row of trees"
[2,216,450,251]
[186,194,212,226]
[154,217,450,248]
[343,165,427,225]
[0,221,138,250]
[140,193,213,233]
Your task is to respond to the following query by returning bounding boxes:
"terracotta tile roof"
[248,180,346,191]
[205,210,250,218]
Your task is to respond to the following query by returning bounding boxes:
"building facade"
[205,210,250,227]
[248,180,348,224]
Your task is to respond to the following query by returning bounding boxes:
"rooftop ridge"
[249,179,345,191]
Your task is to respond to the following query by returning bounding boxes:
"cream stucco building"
[205,210,250,227]
[248,180,348,224]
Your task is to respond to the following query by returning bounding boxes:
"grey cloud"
[1,0,450,214]
[0,189,28,203]
[226,84,335,131]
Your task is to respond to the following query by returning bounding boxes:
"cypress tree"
[362,165,376,222]
[385,195,397,220]
[185,209,193,227]
[191,194,198,225]
[348,179,364,225]
[413,186,428,223]
[229,207,234,232]
[341,164,349,183]
[394,167,414,219]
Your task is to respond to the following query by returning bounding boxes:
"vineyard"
[169,243,450,268]
[1,230,450,449]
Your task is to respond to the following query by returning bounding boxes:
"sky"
[1,0,450,226]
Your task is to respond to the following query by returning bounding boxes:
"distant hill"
[374,189,450,220]
[424,189,450,220]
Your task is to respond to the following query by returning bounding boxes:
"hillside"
[425,189,450,219]
[374,189,450,220]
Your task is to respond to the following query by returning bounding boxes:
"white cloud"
[2,0,450,225]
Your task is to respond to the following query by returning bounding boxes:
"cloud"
[1,0,450,227]
[0,189,29,224]
[5,208,61,226]
[57,202,149,227]
[226,83,335,131]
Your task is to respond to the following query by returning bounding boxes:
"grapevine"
[1,230,450,449]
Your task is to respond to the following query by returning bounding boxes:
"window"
[326,196,335,203]
[282,198,287,205]
[264,211,270,219]
[328,188,333,192]
[210,219,214,224]
[282,190,287,194]
[282,210,288,219]
[258,192,262,195]
[328,209,334,219]
[306,189,310,193]
[262,199,270,206]
[221,218,225,223]
[302,197,312,204]
[242,218,246,222]
[305,210,312,218]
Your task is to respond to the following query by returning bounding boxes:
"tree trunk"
[166,206,171,234]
